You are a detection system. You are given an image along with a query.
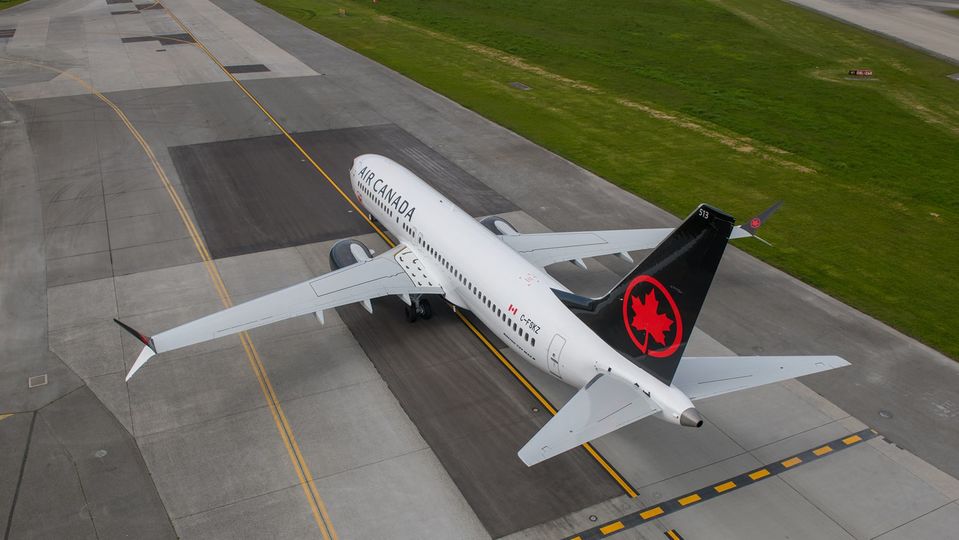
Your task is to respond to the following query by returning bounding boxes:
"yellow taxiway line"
[154,0,637,500]
[1,47,338,540]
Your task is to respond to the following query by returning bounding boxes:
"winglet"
[113,318,156,352]
[126,346,156,381]
[113,319,157,381]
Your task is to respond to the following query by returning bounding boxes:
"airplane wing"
[671,355,850,401]
[116,244,442,381]
[518,373,660,466]
[499,201,781,268]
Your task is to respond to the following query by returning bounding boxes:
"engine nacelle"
[480,215,518,236]
[329,239,374,270]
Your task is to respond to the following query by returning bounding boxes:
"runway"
[1,0,958,538]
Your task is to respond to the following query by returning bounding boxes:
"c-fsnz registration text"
[358,166,416,220]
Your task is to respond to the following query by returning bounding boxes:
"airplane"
[115,154,848,466]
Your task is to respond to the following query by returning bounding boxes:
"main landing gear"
[405,296,433,323]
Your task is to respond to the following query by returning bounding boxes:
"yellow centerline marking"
[455,312,637,497]
[714,480,736,493]
[677,493,701,505]
[813,445,833,456]
[145,1,638,500]
[843,434,863,445]
[4,24,338,540]
[0,414,13,423]
[151,5,338,537]
[748,468,770,480]
[666,530,682,540]
[599,521,624,534]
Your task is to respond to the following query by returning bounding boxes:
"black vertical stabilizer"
[555,205,735,385]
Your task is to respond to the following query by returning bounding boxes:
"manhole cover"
[28,374,48,388]
[879,409,893,419]
[94,449,108,458]
[588,515,598,522]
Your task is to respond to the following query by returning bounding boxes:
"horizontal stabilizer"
[731,200,783,241]
[672,355,849,401]
[518,373,659,466]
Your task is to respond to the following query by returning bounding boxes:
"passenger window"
[531,338,536,346]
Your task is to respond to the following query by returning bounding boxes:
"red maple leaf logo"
[630,290,674,353]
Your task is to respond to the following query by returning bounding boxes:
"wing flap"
[500,229,673,268]
[499,201,782,268]
[518,373,660,466]
[672,355,849,401]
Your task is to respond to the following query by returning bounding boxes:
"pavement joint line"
[456,312,638,497]
[150,0,642,501]
[4,33,339,540]
[564,428,879,539]
[152,6,340,538]
[4,412,36,540]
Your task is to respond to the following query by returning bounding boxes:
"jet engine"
[480,216,519,236]
[329,239,373,271]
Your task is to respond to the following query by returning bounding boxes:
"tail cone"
[680,408,703,427]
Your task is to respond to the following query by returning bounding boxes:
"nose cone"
[680,408,703,427]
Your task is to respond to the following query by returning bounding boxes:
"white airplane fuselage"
[349,154,695,426]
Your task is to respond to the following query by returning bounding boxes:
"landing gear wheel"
[405,303,418,323]
[418,298,433,320]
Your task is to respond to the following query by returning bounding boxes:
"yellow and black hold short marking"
[566,428,878,540]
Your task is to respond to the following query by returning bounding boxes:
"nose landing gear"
[405,296,433,323]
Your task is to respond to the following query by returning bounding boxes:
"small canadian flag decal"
[508,304,518,315]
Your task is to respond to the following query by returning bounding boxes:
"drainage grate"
[28,374,48,388]
[135,3,164,10]
[111,10,140,15]
[0,29,16,39]
[106,0,132,4]
[225,64,270,74]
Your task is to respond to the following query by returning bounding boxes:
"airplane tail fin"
[557,204,734,385]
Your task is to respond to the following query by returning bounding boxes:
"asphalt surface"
[1,0,959,538]
[171,124,516,258]
[785,0,959,64]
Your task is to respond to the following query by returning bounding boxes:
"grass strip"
[259,0,959,359]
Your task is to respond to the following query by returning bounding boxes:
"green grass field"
[259,0,959,359]
[0,0,30,11]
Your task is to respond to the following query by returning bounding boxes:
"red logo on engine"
[622,275,682,358]
[750,217,762,229]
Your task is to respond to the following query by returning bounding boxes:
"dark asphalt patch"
[225,64,270,74]
[121,33,194,46]
[337,301,621,538]
[170,124,516,259]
